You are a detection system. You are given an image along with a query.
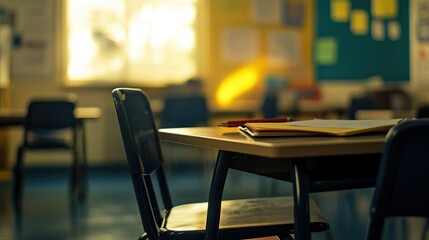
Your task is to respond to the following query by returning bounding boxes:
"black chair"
[370,88,412,111]
[160,94,212,177]
[13,98,85,203]
[347,96,374,120]
[112,88,329,240]
[261,93,279,118]
[417,105,429,118]
[366,119,429,239]
[161,95,208,128]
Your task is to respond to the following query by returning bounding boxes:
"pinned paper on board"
[315,37,338,65]
[250,0,281,24]
[350,10,368,35]
[221,27,259,63]
[12,0,54,77]
[331,0,350,22]
[388,21,401,41]
[267,31,301,67]
[283,1,305,27]
[372,19,385,41]
[417,0,429,42]
[372,0,397,19]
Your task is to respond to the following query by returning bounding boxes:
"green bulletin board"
[315,0,409,82]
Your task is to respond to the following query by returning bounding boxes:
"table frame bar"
[291,158,311,240]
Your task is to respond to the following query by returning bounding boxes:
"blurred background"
[0,0,428,239]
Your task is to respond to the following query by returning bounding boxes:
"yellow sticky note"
[372,0,397,19]
[331,0,350,22]
[351,10,368,35]
[388,21,401,41]
[315,37,338,65]
[372,19,385,41]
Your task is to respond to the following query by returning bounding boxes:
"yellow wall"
[205,0,314,109]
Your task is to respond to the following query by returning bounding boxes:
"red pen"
[219,117,293,127]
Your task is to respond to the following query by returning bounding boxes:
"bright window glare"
[66,0,198,86]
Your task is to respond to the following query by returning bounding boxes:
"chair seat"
[163,196,328,239]
[25,138,73,148]
[25,130,74,148]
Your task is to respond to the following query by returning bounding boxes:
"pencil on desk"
[220,117,292,127]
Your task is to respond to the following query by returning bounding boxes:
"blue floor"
[0,162,427,240]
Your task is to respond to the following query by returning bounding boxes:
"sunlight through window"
[66,0,198,86]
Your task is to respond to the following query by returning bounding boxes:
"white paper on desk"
[286,119,402,128]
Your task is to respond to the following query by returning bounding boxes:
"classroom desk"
[158,126,386,240]
[0,107,102,126]
[0,107,102,182]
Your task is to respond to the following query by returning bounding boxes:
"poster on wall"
[266,31,301,67]
[417,0,429,42]
[250,0,282,24]
[414,0,429,86]
[221,27,259,63]
[10,0,54,79]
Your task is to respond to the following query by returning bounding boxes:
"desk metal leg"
[205,150,231,240]
[290,158,311,240]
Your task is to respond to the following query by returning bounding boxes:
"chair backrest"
[417,105,429,118]
[25,100,76,130]
[347,96,374,120]
[261,93,278,118]
[371,88,412,111]
[366,119,429,239]
[112,88,173,240]
[161,95,208,128]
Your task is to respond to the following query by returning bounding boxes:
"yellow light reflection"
[216,66,259,107]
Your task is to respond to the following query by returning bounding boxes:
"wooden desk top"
[158,126,386,159]
[0,107,102,126]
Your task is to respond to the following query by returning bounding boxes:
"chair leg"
[13,147,25,203]
[421,219,429,240]
[78,122,89,200]
[79,148,88,201]
[73,146,87,202]
[71,148,80,200]
[138,232,148,240]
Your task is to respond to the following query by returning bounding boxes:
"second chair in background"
[160,83,212,176]
[13,97,86,204]
[161,95,208,128]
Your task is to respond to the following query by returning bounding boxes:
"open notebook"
[239,119,406,137]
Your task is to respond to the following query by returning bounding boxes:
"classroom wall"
[0,1,118,166]
[410,0,429,106]
[1,0,427,167]
[204,0,315,110]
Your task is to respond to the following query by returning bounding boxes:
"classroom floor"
[0,160,427,240]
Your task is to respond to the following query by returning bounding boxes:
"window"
[66,0,199,86]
